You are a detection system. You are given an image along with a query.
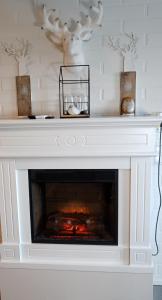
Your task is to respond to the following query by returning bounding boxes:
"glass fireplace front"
[29,169,118,245]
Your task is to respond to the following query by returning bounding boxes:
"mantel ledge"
[0,116,161,130]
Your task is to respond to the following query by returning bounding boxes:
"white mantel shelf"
[0,115,161,129]
[0,116,160,158]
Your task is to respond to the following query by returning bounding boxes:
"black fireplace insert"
[29,169,118,245]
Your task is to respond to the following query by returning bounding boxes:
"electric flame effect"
[46,201,103,240]
[29,170,117,244]
[61,202,90,214]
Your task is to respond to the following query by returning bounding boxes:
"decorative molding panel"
[21,244,129,267]
[130,247,152,266]
[0,244,20,261]
[0,160,20,244]
[130,157,152,265]
[0,118,159,158]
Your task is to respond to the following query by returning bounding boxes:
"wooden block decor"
[16,75,31,116]
[120,71,136,116]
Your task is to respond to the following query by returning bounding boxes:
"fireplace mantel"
[0,116,161,300]
[0,116,160,158]
[0,116,161,128]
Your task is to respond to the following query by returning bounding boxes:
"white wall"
[0,0,162,284]
[1,0,162,117]
[152,163,162,285]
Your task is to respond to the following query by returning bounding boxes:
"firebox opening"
[29,170,118,245]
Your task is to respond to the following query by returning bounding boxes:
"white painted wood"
[0,117,158,300]
[16,170,31,244]
[118,170,130,247]
[0,160,20,244]
[130,157,152,265]
[0,117,159,158]
[0,116,161,128]
[15,157,131,170]
[20,244,129,267]
[0,160,20,261]
[0,261,154,273]
[15,166,129,266]
[0,244,20,262]
[0,268,153,300]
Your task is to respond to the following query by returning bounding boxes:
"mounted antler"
[41,1,103,66]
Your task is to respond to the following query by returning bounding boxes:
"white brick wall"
[0,0,162,117]
[0,0,162,284]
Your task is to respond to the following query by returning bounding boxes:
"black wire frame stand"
[59,65,90,118]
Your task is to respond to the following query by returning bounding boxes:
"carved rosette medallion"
[56,136,87,147]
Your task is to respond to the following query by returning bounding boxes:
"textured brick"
[1,78,16,91]
[146,87,162,113]
[30,77,40,90]
[31,100,59,116]
[123,0,155,3]
[124,18,162,33]
[40,77,58,89]
[105,4,146,19]
[148,3,162,18]
[31,88,59,103]
[146,33,162,47]
[102,20,122,34]
[0,65,18,77]
[0,96,17,117]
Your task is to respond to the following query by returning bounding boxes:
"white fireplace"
[0,116,160,300]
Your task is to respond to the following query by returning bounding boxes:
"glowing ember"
[45,209,103,240]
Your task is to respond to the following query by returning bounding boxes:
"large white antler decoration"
[41,1,103,66]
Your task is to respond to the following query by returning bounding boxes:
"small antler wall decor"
[0,38,32,116]
[106,33,138,71]
[0,38,32,75]
[106,33,138,116]
[41,1,103,66]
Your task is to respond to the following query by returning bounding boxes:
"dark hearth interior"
[29,170,118,245]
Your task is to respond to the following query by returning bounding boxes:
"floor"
[154,286,162,300]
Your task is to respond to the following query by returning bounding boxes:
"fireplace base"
[1,266,153,300]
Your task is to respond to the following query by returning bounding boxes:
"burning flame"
[61,202,90,214]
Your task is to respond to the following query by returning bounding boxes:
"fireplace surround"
[0,116,160,300]
[29,169,118,245]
